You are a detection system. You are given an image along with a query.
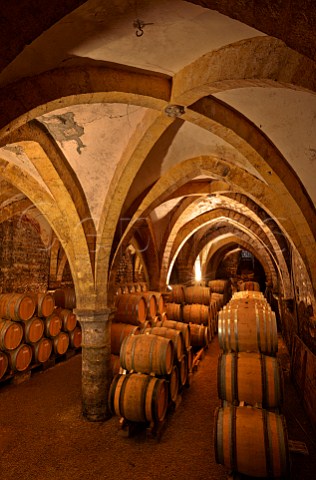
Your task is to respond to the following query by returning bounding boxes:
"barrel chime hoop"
[118,374,128,418]
[227,309,231,351]
[218,354,226,401]
[262,409,274,477]
[130,335,138,372]
[234,310,238,352]
[218,312,222,349]
[142,374,152,422]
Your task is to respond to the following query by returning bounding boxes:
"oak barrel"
[56,308,77,332]
[8,343,33,372]
[184,286,210,305]
[232,291,265,301]
[36,292,55,317]
[109,372,168,423]
[0,319,23,351]
[111,323,141,355]
[114,294,147,326]
[69,326,82,349]
[0,293,36,321]
[217,352,284,408]
[182,304,210,325]
[165,303,182,322]
[120,333,174,375]
[189,323,209,348]
[168,285,185,304]
[31,337,52,363]
[167,364,179,403]
[218,304,278,355]
[208,279,229,293]
[211,292,224,309]
[240,281,260,291]
[53,288,76,309]
[0,351,8,379]
[214,405,290,478]
[22,316,44,344]
[52,332,69,355]
[142,326,184,362]
[44,313,62,338]
[156,319,191,349]
[178,354,188,387]
[136,291,158,319]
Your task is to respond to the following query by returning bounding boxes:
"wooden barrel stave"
[108,373,168,423]
[114,294,147,326]
[0,293,36,321]
[217,352,283,408]
[52,332,69,355]
[214,405,290,478]
[182,304,210,326]
[0,319,23,351]
[31,337,52,363]
[218,304,278,355]
[44,313,62,338]
[8,343,33,372]
[22,316,44,344]
[120,333,174,376]
[69,326,82,349]
[111,323,141,355]
[142,326,184,362]
[184,286,210,305]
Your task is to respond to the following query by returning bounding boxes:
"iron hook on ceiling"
[133,19,154,37]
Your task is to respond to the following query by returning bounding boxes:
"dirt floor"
[0,337,315,480]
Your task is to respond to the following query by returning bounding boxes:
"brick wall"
[0,215,50,293]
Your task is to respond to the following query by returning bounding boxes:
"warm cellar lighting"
[195,256,202,282]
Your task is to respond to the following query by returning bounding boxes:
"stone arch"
[118,156,316,294]
[172,36,316,105]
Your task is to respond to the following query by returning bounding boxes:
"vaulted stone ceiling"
[0,0,315,309]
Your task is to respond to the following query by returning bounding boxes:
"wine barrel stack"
[164,282,231,346]
[0,289,82,383]
[111,290,167,377]
[109,286,225,432]
[214,290,291,478]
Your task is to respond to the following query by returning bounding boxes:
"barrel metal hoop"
[234,309,238,352]
[131,335,138,372]
[118,374,128,418]
[262,409,274,477]
[263,308,268,353]
[232,352,238,402]
[227,309,231,351]
[143,374,153,422]
[151,376,161,422]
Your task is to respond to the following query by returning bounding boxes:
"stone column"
[75,308,113,421]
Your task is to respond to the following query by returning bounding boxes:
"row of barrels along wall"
[0,289,81,381]
[165,282,231,342]
[214,290,291,478]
